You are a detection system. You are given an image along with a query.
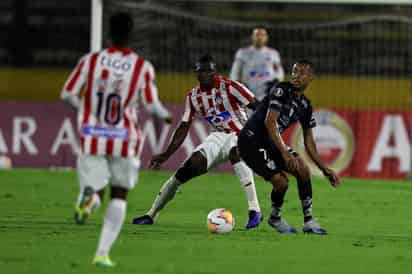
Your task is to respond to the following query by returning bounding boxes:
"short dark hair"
[296,59,315,72]
[194,54,216,71]
[109,12,133,46]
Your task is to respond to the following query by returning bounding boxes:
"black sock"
[297,178,313,222]
[270,188,286,220]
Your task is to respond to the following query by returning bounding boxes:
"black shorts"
[238,129,297,181]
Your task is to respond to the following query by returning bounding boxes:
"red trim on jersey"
[124,57,145,108]
[206,89,215,115]
[224,85,241,133]
[80,136,85,153]
[106,139,114,155]
[90,137,98,155]
[101,69,109,80]
[66,59,85,92]
[187,91,195,121]
[230,80,253,102]
[144,71,153,103]
[121,141,129,157]
[82,53,99,125]
[195,90,207,116]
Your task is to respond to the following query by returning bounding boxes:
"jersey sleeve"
[228,80,254,106]
[60,54,89,107]
[229,49,243,81]
[181,92,196,122]
[141,61,170,119]
[267,84,288,113]
[300,104,317,130]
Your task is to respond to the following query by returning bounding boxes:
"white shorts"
[77,155,141,191]
[194,131,238,170]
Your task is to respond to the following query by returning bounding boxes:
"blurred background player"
[60,12,171,267]
[238,60,340,235]
[230,26,284,102]
[132,54,262,229]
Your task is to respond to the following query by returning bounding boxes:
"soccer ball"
[207,208,235,234]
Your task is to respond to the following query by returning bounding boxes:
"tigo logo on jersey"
[205,111,231,125]
[291,109,354,175]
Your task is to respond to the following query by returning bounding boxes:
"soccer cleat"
[132,214,154,225]
[93,255,115,267]
[245,210,263,229]
[74,186,94,225]
[268,217,298,234]
[303,219,328,235]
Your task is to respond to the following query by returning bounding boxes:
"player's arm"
[141,62,172,124]
[150,121,191,169]
[229,80,256,109]
[229,49,243,81]
[60,55,88,109]
[303,128,340,187]
[265,110,298,171]
[149,93,195,168]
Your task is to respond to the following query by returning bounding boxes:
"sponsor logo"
[82,125,128,140]
[205,111,231,125]
[291,109,354,174]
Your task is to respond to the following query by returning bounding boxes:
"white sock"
[147,175,180,219]
[91,193,102,212]
[233,161,261,212]
[96,198,126,257]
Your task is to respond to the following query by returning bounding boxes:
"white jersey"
[182,76,254,135]
[61,46,170,158]
[230,46,284,101]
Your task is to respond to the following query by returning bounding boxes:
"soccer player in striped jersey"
[238,60,340,235]
[60,12,171,267]
[132,54,263,228]
[230,26,284,101]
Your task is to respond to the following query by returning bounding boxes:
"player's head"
[290,60,314,91]
[251,26,268,48]
[109,12,134,46]
[195,54,216,88]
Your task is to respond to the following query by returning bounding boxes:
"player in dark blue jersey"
[238,60,340,235]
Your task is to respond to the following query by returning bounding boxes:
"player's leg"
[132,151,208,224]
[229,146,262,229]
[94,156,139,267]
[75,155,110,224]
[238,132,296,233]
[286,155,327,235]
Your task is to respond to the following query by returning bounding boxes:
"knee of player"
[175,154,207,183]
[271,173,289,191]
[110,186,128,200]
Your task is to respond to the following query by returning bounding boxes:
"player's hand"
[283,152,299,173]
[149,153,169,169]
[322,167,340,188]
[164,116,173,124]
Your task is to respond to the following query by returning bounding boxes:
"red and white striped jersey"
[61,46,170,158]
[182,76,255,134]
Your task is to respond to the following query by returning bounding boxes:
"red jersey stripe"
[230,80,253,101]
[90,137,98,155]
[82,53,99,126]
[124,57,144,108]
[106,139,114,155]
[144,71,153,103]
[66,59,85,92]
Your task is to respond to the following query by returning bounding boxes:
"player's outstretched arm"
[303,128,340,187]
[265,110,298,171]
[149,121,191,169]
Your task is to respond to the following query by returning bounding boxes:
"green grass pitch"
[1,169,412,274]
